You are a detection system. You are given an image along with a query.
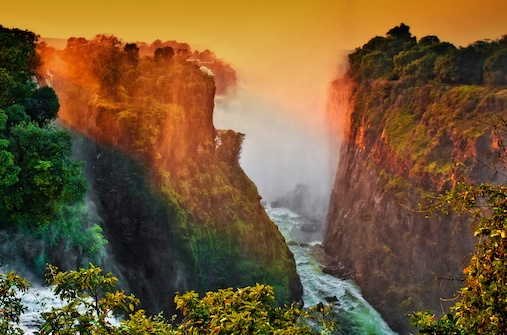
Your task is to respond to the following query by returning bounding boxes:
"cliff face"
[71,140,191,313]
[38,36,301,313]
[323,77,507,333]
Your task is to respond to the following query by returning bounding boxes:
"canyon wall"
[324,77,507,333]
[38,36,302,313]
[323,25,507,333]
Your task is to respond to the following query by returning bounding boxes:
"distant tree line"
[349,23,507,86]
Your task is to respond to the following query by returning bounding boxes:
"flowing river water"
[17,205,397,334]
[265,204,398,335]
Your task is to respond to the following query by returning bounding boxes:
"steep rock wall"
[39,37,302,313]
[323,78,507,333]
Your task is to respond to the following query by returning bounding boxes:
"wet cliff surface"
[38,36,302,313]
[323,77,507,333]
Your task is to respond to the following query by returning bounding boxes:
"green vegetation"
[410,182,507,334]
[347,24,507,191]
[0,26,83,225]
[349,23,507,86]
[38,32,300,302]
[0,25,106,270]
[1,264,335,334]
[0,270,30,335]
[174,284,335,335]
[39,264,139,334]
[342,24,507,332]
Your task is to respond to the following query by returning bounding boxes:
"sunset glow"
[4,2,507,333]
[3,0,507,201]
[3,1,507,121]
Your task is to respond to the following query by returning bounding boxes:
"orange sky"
[3,0,507,57]
[2,0,507,200]
[2,0,507,126]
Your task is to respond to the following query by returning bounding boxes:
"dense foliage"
[0,264,335,334]
[0,25,82,224]
[39,264,139,334]
[39,33,300,303]
[0,25,105,270]
[349,23,507,86]
[410,182,507,334]
[345,24,507,195]
[174,284,335,335]
[0,270,30,335]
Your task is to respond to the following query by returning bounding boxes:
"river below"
[16,204,397,334]
[265,204,398,335]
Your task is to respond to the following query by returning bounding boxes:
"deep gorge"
[322,25,507,333]
[2,21,507,334]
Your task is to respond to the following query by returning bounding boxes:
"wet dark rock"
[301,223,320,233]
[325,296,339,303]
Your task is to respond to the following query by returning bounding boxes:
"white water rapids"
[265,204,398,335]
[17,284,120,333]
[15,205,396,334]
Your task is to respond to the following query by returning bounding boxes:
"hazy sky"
[3,1,507,52]
[3,1,507,75]
[3,0,507,200]
[3,0,507,109]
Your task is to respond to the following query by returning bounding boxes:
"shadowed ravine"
[17,205,397,335]
[266,205,397,335]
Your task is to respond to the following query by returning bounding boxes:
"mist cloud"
[214,86,335,204]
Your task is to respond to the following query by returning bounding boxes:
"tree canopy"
[348,23,507,86]
[0,25,104,271]
[1,264,336,334]
[0,25,86,226]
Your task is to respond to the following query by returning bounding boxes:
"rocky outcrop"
[323,77,507,333]
[39,36,301,313]
[136,41,236,95]
[188,49,236,96]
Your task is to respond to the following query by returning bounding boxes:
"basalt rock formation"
[323,25,507,333]
[38,35,301,314]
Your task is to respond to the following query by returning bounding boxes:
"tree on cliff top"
[386,23,413,41]
[349,23,507,86]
